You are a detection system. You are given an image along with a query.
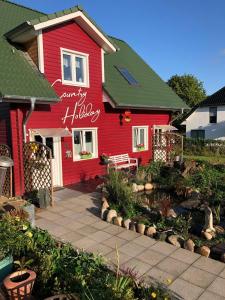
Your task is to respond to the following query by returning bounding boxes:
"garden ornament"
[203,205,215,233]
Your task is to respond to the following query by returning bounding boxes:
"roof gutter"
[0,94,59,104]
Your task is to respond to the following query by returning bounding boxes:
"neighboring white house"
[183,86,225,140]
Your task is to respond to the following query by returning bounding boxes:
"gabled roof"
[104,37,188,110]
[199,86,225,107]
[0,0,59,103]
[5,5,118,53]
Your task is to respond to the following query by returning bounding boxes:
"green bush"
[184,138,225,156]
[0,213,178,299]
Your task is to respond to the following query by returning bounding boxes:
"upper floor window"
[132,126,148,152]
[61,48,89,87]
[209,107,217,123]
[191,129,205,139]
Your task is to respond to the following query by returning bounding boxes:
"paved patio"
[36,188,225,300]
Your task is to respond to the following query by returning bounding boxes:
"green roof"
[0,0,59,102]
[104,37,188,110]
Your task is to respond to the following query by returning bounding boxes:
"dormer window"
[61,48,89,87]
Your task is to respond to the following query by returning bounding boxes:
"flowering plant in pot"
[4,256,36,300]
[136,144,145,151]
[100,153,111,164]
[79,151,92,159]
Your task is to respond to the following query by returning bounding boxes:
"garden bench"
[108,153,138,170]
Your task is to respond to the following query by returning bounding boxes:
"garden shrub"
[0,213,178,300]
[184,137,225,156]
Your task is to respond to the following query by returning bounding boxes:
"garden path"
[36,188,225,300]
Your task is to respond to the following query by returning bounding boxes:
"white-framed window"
[132,126,148,152]
[61,48,89,87]
[209,106,217,124]
[72,128,98,161]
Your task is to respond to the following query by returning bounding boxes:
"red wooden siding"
[9,20,171,193]
[0,103,11,146]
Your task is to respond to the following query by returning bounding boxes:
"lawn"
[184,154,225,164]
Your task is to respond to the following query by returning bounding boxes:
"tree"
[167,74,206,107]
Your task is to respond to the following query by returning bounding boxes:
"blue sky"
[14,0,225,95]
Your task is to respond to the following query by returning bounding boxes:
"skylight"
[116,66,139,86]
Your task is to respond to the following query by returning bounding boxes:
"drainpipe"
[23,97,36,142]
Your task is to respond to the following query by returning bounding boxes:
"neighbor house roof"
[199,86,225,107]
[104,37,188,110]
[0,0,59,103]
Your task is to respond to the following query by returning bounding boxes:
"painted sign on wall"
[52,79,101,125]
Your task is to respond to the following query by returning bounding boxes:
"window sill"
[62,80,89,88]
[73,156,97,162]
[133,149,148,153]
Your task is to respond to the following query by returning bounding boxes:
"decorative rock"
[132,183,139,193]
[101,208,108,220]
[130,222,136,231]
[102,199,109,210]
[106,209,117,223]
[114,216,123,227]
[167,235,181,247]
[145,226,156,237]
[199,246,210,258]
[136,223,146,234]
[166,208,177,218]
[145,183,154,191]
[215,225,225,234]
[201,231,213,240]
[211,243,225,257]
[220,253,225,263]
[123,219,131,230]
[204,205,215,233]
[184,239,195,252]
[155,231,167,241]
[137,184,145,192]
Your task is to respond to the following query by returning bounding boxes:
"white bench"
[108,154,138,170]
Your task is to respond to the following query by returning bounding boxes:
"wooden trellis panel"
[23,141,53,205]
[0,144,12,197]
[152,132,182,162]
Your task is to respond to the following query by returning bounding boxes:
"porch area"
[36,188,225,300]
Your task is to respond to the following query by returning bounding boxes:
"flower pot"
[4,269,36,300]
[80,154,92,159]
[137,147,145,152]
[136,223,146,234]
[0,255,13,283]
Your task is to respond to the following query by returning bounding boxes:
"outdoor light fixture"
[124,111,131,122]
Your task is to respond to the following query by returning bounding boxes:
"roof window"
[116,66,139,86]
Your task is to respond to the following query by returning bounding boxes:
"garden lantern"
[0,156,14,196]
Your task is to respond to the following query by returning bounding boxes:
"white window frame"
[72,128,98,161]
[61,48,89,87]
[132,126,148,152]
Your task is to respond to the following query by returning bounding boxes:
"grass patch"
[184,155,225,164]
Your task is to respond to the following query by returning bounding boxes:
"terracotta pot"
[4,269,36,300]
[136,223,146,234]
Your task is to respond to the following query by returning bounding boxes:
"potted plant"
[0,249,13,283]
[4,257,36,300]
[136,144,145,151]
[100,153,111,165]
[79,151,92,159]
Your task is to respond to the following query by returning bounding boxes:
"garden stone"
[102,199,109,210]
[106,209,117,223]
[130,222,136,232]
[155,231,167,241]
[114,216,123,227]
[211,243,225,257]
[204,205,215,233]
[180,199,200,209]
[132,183,139,193]
[166,208,177,218]
[101,208,108,220]
[215,225,225,234]
[145,183,154,191]
[145,226,156,237]
[202,231,213,240]
[167,235,182,247]
[220,253,225,263]
[136,223,145,234]
[137,184,145,192]
[198,246,210,258]
[123,219,131,230]
[184,239,195,252]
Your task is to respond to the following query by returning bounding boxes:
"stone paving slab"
[36,188,225,300]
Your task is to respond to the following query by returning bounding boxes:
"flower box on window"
[136,144,145,151]
[79,151,92,159]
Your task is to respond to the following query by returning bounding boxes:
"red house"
[0,1,187,197]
